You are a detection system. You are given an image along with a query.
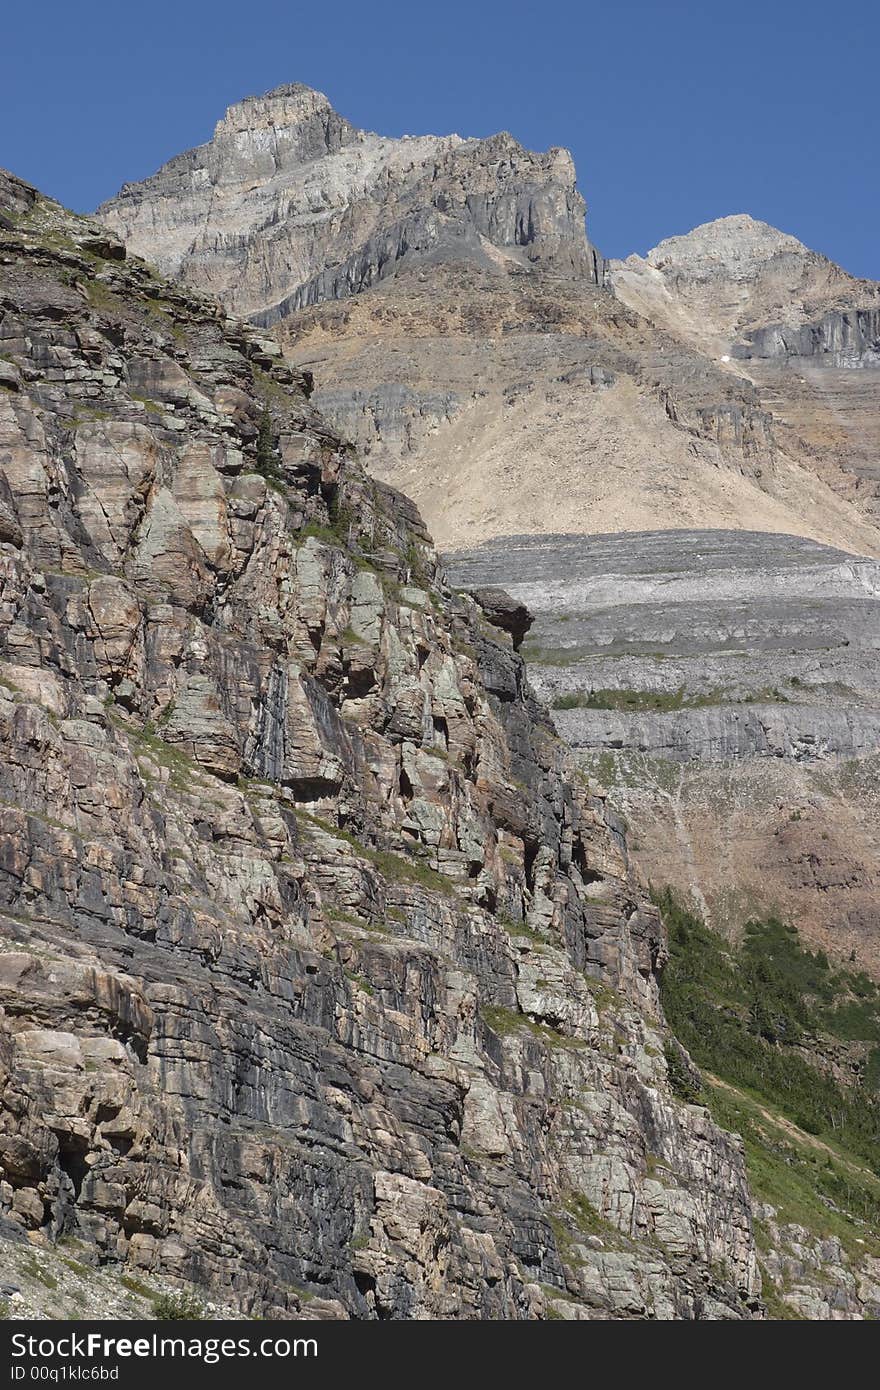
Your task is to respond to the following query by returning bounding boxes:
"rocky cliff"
[0,171,769,1319]
[98,84,603,324]
[734,307,880,368]
[6,81,880,1320]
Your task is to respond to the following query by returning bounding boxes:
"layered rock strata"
[448,529,880,971]
[0,172,762,1319]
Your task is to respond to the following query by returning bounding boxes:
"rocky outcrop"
[557,703,880,764]
[97,85,603,323]
[467,587,533,651]
[734,306,880,366]
[757,1205,880,1319]
[0,172,766,1319]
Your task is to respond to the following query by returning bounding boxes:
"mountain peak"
[216,82,340,136]
[609,209,870,354]
[237,80,331,104]
[98,86,601,319]
[643,213,816,280]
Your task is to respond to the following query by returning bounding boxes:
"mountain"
[4,82,880,1320]
[609,214,880,359]
[611,217,880,524]
[93,87,880,978]
[97,88,880,559]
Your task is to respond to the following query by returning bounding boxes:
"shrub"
[663,1038,703,1104]
[255,407,279,480]
[152,1291,205,1321]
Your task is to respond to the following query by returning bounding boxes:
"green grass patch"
[663,1039,703,1103]
[296,811,457,897]
[83,280,129,318]
[345,969,375,997]
[120,1274,154,1299]
[20,1256,57,1290]
[502,917,547,946]
[584,975,626,1015]
[368,848,456,897]
[129,392,165,417]
[480,1004,584,1049]
[125,722,199,791]
[297,520,345,546]
[706,1080,880,1260]
[551,685,791,713]
[551,687,716,712]
[758,1264,807,1320]
[562,1191,614,1240]
[656,886,880,1245]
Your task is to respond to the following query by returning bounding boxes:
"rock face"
[98,85,602,323]
[447,529,880,973]
[734,306,880,367]
[467,587,533,650]
[0,171,768,1319]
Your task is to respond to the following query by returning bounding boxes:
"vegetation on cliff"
[656,888,880,1259]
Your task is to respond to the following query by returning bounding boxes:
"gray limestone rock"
[467,586,533,650]
[734,306,880,366]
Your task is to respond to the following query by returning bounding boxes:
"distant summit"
[610,213,879,356]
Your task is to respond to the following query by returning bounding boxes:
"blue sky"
[2,0,877,276]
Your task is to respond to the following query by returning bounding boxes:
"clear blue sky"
[2,0,877,277]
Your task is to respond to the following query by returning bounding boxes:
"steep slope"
[610,218,880,527]
[657,892,880,1321]
[282,261,880,555]
[0,171,766,1319]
